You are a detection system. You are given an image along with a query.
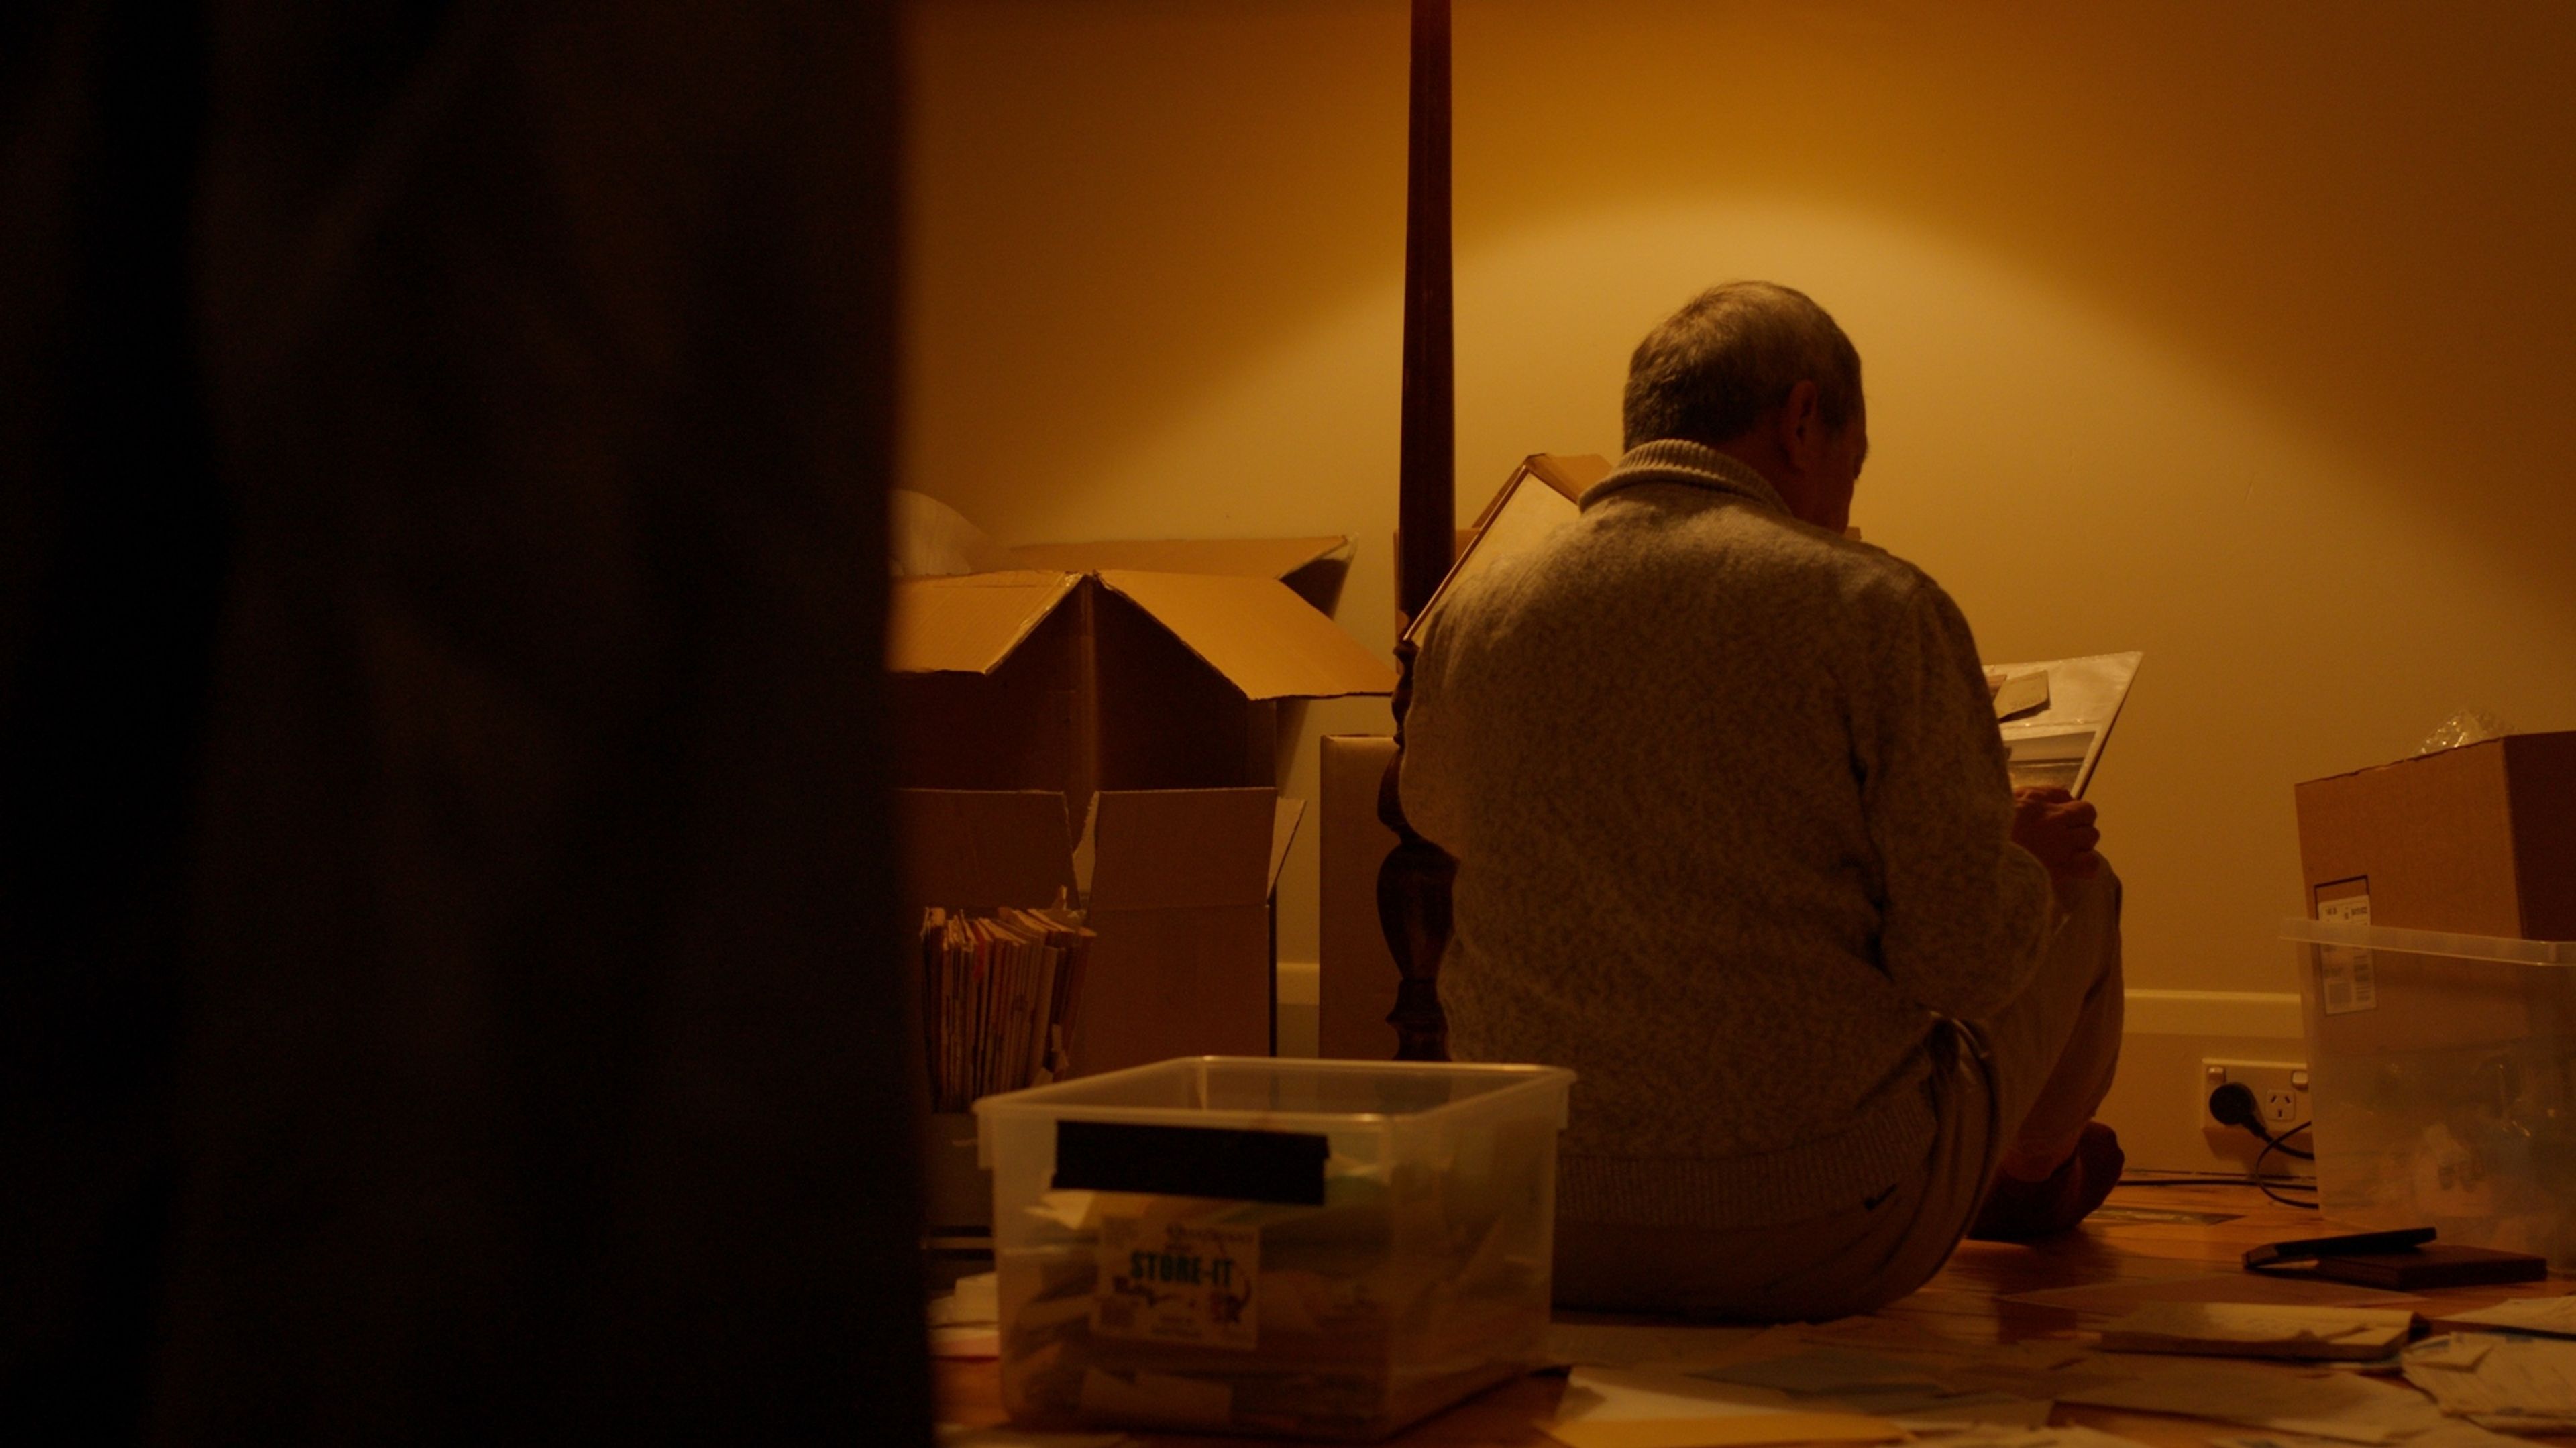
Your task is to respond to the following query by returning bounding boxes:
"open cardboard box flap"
[887,571,1081,675]
[888,553,1392,706]
[1095,569,1394,702]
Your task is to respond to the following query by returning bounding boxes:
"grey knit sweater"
[1402,441,2053,1229]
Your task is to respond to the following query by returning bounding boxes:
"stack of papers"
[1985,651,2142,797]
[929,1270,1001,1360]
[920,905,1093,1110]
[1537,1366,1903,1448]
[1688,1349,2057,1427]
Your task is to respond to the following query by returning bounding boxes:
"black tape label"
[1052,1120,1328,1205]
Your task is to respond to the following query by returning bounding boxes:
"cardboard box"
[2292,730,2576,1054]
[2295,730,2576,938]
[900,787,1303,1075]
[1318,734,1401,1060]
[892,536,1393,1077]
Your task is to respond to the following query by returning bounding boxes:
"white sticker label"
[2318,893,2377,1015]
[1092,1211,1258,1351]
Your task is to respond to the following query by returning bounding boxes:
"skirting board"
[2123,987,2303,1040]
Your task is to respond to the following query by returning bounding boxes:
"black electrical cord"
[2114,1174,2314,1190]
[2255,1121,2320,1209]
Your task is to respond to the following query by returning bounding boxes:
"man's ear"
[1774,379,1823,471]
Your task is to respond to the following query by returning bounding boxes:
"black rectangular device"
[2242,1225,2436,1270]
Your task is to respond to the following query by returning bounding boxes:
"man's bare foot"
[1964,1121,2124,1243]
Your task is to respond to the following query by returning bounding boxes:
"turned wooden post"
[1377,638,1454,1060]
[1381,0,1455,1062]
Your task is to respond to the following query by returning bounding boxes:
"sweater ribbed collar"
[1584,439,1790,517]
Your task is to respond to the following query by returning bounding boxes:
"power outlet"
[2199,1058,2310,1136]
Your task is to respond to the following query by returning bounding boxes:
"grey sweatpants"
[1552,865,2125,1319]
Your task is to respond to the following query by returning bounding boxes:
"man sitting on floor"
[1400,280,2126,1319]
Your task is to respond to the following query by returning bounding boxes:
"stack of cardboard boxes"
[2290,730,2576,1262]
[2292,731,2576,1054]
[893,535,1394,1072]
[894,535,1395,1232]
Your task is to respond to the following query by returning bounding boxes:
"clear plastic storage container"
[2284,918,2576,1266]
[973,1056,1574,1441]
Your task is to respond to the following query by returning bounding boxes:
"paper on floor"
[2434,1295,2576,1339]
[931,1325,1001,1359]
[1782,1315,2101,1408]
[1935,1356,2128,1404]
[932,1270,1000,1325]
[1547,1363,1982,1443]
[1678,1347,2054,1427]
[2002,1272,2422,1316]
[935,1427,1130,1448]
[1546,1321,1766,1369]
[2210,1421,2536,1448]
[2399,1332,2576,1432]
[1537,1412,1907,1448]
[1554,1366,1796,1421]
[1862,1390,2056,1430]
[2057,1359,2448,1443]
[2403,1335,2496,1372]
[930,1269,1004,1355]
[2096,1303,2417,1360]
[1798,1315,2021,1357]
[1917,1428,2158,1448]
[1690,1349,1947,1396]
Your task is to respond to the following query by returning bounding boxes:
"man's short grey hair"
[1621,281,1862,451]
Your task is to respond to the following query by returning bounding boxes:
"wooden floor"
[936,1176,2576,1446]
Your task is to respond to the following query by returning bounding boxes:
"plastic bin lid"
[971,1054,1574,1126]
[2281,917,2576,965]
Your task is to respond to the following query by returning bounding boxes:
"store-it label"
[1092,1211,1258,1351]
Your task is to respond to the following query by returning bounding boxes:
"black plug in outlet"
[2208,1081,2268,1137]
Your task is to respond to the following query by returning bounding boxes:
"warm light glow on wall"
[905,1,2576,1009]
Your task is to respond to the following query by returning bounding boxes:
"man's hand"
[2012,786,2102,890]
